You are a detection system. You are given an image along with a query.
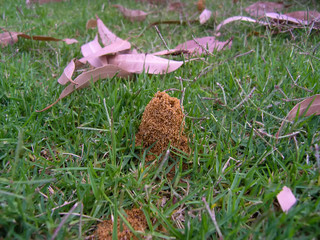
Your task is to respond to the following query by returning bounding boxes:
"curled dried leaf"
[57,59,83,85]
[0,31,20,47]
[245,1,284,17]
[81,35,108,67]
[284,10,320,22]
[96,16,124,46]
[86,19,97,29]
[199,9,212,24]
[277,94,320,137]
[113,4,148,22]
[79,40,131,65]
[37,65,131,112]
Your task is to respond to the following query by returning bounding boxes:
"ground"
[1,0,320,239]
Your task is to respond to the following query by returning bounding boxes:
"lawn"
[1,0,320,239]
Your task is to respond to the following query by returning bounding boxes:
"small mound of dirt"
[95,208,148,240]
[135,91,189,159]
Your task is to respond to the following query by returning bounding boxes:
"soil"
[95,208,148,240]
[135,91,189,160]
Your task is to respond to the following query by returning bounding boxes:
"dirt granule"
[95,208,148,240]
[135,91,189,159]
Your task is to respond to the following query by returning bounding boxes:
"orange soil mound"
[135,91,189,159]
[95,208,148,240]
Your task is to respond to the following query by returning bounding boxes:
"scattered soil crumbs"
[135,91,189,160]
[95,208,148,240]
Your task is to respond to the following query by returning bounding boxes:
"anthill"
[95,208,147,240]
[135,91,189,160]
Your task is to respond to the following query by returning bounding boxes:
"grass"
[1,0,320,239]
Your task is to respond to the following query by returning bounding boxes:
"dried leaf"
[276,186,297,213]
[135,0,166,4]
[199,9,212,24]
[37,65,131,112]
[174,36,232,55]
[277,94,320,137]
[245,1,284,17]
[80,40,131,66]
[96,16,124,46]
[197,0,206,12]
[284,10,320,22]
[265,12,309,25]
[0,32,20,47]
[0,31,77,47]
[107,54,183,74]
[113,5,148,22]
[215,16,267,32]
[81,35,108,67]
[57,59,83,85]
[152,49,189,56]
[86,19,97,29]
[168,2,185,12]
[26,0,63,4]
[63,38,78,44]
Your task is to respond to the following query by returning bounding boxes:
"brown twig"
[232,87,256,110]
[154,25,170,51]
[247,122,284,159]
[286,66,313,93]
[192,35,213,56]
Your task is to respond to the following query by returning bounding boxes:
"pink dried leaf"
[107,54,183,74]
[245,1,285,17]
[168,2,185,11]
[284,11,320,22]
[277,94,320,137]
[63,38,78,44]
[1,31,78,47]
[81,35,108,67]
[174,36,232,55]
[86,19,97,29]
[57,59,80,85]
[199,9,212,24]
[265,12,309,25]
[79,40,131,65]
[113,4,148,22]
[0,31,20,47]
[152,49,190,56]
[215,16,268,32]
[96,16,124,46]
[276,186,297,213]
[37,65,131,112]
